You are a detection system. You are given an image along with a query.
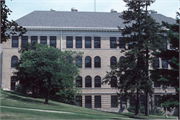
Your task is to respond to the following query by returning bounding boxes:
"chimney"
[71,7,78,12]
[111,9,117,13]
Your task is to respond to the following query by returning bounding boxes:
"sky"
[6,0,180,21]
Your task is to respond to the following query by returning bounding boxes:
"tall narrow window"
[110,37,116,48]
[76,36,82,48]
[11,56,18,68]
[76,76,82,88]
[119,56,125,66]
[85,96,92,108]
[85,76,92,87]
[31,36,37,44]
[85,37,91,48]
[119,37,125,48]
[76,96,82,107]
[12,36,18,48]
[95,96,101,108]
[162,58,168,69]
[153,57,159,69]
[50,36,56,48]
[11,76,17,90]
[94,56,101,68]
[95,76,101,87]
[111,96,118,108]
[21,36,28,45]
[66,36,73,48]
[162,38,167,50]
[111,76,117,87]
[85,56,91,68]
[140,95,145,106]
[40,36,47,44]
[76,57,82,68]
[94,37,101,48]
[130,96,136,107]
[110,56,117,66]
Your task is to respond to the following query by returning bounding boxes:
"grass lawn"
[0,89,178,120]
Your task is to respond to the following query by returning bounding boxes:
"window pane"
[40,36,47,44]
[12,36,18,48]
[119,37,125,48]
[111,96,118,108]
[66,36,73,48]
[85,56,91,68]
[11,76,17,90]
[31,36,37,44]
[85,76,91,87]
[162,58,168,69]
[94,56,101,68]
[76,58,82,68]
[11,56,18,68]
[111,76,117,87]
[85,37,91,48]
[154,81,160,87]
[95,76,101,87]
[21,36,28,44]
[76,96,82,107]
[94,37,101,48]
[95,96,101,108]
[76,76,82,88]
[130,96,136,107]
[153,57,159,69]
[140,95,145,106]
[85,96,92,108]
[110,37,116,48]
[111,56,117,66]
[50,36,56,47]
[76,37,82,48]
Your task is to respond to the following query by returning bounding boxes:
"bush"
[127,106,145,114]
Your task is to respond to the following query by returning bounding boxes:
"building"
[1,8,177,112]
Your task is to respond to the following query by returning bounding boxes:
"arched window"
[153,57,159,69]
[110,56,117,66]
[111,76,117,87]
[76,58,82,68]
[94,76,101,87]
[85,76,92,87]
[162,58,168,69]
[94,56,101,68]
[11,56,18,68]
[85,56,91,68]
[76,76,82,87]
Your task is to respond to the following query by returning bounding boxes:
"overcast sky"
[6,0,180,21]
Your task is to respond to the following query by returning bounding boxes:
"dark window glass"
[110,56,117,66]
[128,41,133,49]
[95,96,101,108]
[95,76,101,87]
[170,43,175,49]
[76,58,82,68]
[76,96,82,107]
[110,37,116,48]
[85,76,92,87]
[154,95,161,107]
[153,57,159,69]
[31,36,37,44]
[85,56,91,68]
[76,37,82,48]
[162,38,167,50]
[140,95,145,106]
[154,81,161,87]
[21,36,28,45]
[85,96,92,108]
[94,56,101,68]
[111,96,118,108]
[40,36,47,44]
[11,56,18,68]
[162,58,168,69]
[111,76,117,87]
[130,96,136,107]
[11,76,17,90]
[119,37,125,48]
[76,76,82,88]
[50,36,56,47]
[85,37,91,48]
[119,56,125,66]
[66,36,73,48]
[94,37,101,48]
[12,36,18,48]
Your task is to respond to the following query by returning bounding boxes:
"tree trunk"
[44,73,51,104]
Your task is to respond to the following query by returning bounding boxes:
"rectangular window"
[12,36,18,48]
[85,96,92,108]
[76,96,82,107]
[40,36,47,44]
[94,37,101,48]
[130,96,136,107]
[162,38,167,50]
[111,96,118,108]
[110,37,116,48]
[85,37,91,48]
[140,95,145,106]
[21,36,28,44]
[50,36,56,48]
[66,36,73,48]
[95,96,101,108]
[119,37,125,48]
[31,36,37,44]
[76,37,82,48]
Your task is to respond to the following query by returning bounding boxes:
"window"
[50,36,56,47]
[76,37,82,48]
[85,76,92,87]
[119,37,125,48]
[85,56,91,68]
[85,96,92,108]
[40,36,47,44]
[95,96,101,108]
[95,76,101,87]
[85,37,91,48]
[66,36,73,48]
[110,56,117,66]
[94,56,101,68]
[76,76,82,88]
[111,76,117,87]
[94,37,101,48]
[11,56,18,68]
[11,76,17,90]
[120,98,127,108]
[76,58,82,68]
[140,95,145,106]
[154,95,161,107]
[12,36,18,48]
[21,36,28,45]
[31,36,37,44]
[162,58,168,69]
[130,96,136,107]
[76,96,82,107]
[119,56,125,66]
[153,57,159,69]
[162,38,167,50]
[111,96,118,108]
[110,37,116,48]
[154,81,160,87]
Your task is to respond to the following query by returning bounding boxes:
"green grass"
[0,90,178,120]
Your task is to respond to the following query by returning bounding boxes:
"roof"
[15,11,176,30]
